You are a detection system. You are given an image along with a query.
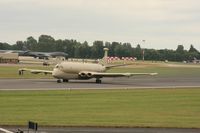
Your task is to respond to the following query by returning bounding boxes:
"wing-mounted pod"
[78,71,93,79]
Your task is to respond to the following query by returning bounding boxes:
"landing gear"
[63,79,69,82]
[96,79,102,84]
[57,79,62,83]
[57,79,69,83]
[19,70,22,75]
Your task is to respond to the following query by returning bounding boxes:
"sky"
[0,0,200,50]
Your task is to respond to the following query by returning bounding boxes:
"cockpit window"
[55,64,63,70]
[55,65,59,68]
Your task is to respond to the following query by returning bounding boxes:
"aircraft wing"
[105,63,133,69]
[18,68,53,75]
[79,71,157,78]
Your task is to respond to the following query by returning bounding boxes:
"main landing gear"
[63,79,69,82]
[18,70,24,75]
[57,79,62,83]
[57,79,69,83]
[96,78,102,84]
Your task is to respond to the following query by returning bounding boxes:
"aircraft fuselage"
[52,61,106,80]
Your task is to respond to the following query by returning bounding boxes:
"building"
[0,53,19,63]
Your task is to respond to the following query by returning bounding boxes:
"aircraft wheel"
[96,79,102,84]
[63,79,69,82]
[18,70,23,75]
[57,79,62,83]
[19,70,22,75]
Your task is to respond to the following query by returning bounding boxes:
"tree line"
[0,35,199,61]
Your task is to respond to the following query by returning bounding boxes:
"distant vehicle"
[186,57,200,64]
[193,57,200,63]
[0,50,28,56]
[19,48,157,84]
[43,61,50,66]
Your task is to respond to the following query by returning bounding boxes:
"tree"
[55,39,64,52]
[176,45,184,53]
[38,35,55,52]
[79,41,90,58]
[175,45,186,61]
[110,42,120,56]
[12,41,25,50]
[0,43,12,50]
[2,34,200,61]
[74,42,81,58]
[145,49,160,61]
[113,43,133,57]
[26,36,38,51]
[114,44,123,57]
[189,45,199,53]
[122,43,133,57]
[133,44,142,60]
[91,41,104,58]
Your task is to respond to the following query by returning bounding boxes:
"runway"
[0,76,200,90]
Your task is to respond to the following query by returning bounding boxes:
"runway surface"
[2,126,200,133]
[0,76,200,90]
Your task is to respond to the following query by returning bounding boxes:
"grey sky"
[0,0,200,50]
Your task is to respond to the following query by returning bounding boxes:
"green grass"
[0,65,53,78]
[108,66,200,78]
[0,89,200,128]
[1,64,200,78]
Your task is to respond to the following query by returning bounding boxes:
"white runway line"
[0,128,14,133]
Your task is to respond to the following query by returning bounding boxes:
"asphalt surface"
[0,76,200,90]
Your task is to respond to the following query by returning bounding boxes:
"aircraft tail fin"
[99,48,133,68]
[99,48,109,66]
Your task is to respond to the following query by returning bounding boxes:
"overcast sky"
[0,0,200,50]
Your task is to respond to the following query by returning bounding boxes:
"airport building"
[0,53,19,63]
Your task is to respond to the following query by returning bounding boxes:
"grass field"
[1,62,200,78]
[0,88,200,128]
[108,66,200,77]
[0,65,53,78]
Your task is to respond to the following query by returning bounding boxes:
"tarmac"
[0,76,200,90]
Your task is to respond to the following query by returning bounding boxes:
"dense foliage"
[0,35,199,61]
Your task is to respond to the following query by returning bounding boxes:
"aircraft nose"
[52,68,59,78]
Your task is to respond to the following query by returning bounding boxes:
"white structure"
[0,128,14,133]
[0,53,19,63]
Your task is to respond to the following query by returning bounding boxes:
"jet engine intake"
[80,73,86,77]
[86,73,92,78]
[79,72,93,79]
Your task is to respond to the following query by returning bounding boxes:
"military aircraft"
[0,50,29,56]
[19,48,157,83]
[22,51,68,59]
[0,50,68,59]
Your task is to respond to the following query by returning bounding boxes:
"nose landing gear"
[57,79,62,83]
[57,79,69,83]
